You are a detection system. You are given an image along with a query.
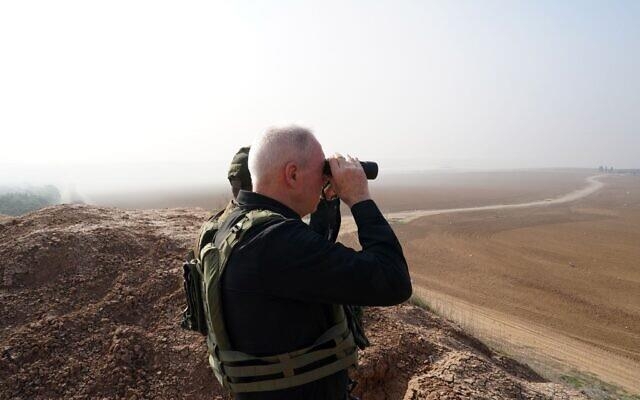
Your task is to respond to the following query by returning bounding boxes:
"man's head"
[228,146,252,198]
[249,125,327,217]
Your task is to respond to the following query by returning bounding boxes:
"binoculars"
[323,160,378,180]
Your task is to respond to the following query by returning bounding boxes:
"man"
[227,146,252,198]
[214,125,411,399]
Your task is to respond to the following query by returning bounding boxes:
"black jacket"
[216,190,412,400]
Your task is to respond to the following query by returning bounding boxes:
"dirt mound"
[0,205,586,399]
[352,305,585,400]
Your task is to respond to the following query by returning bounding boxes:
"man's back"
[206,126,411,399]
[217,190,411,399]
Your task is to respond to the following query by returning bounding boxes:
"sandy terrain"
[411,287,640,395]
[350,174,640,394]
[371,169,594,213]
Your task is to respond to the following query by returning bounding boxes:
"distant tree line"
[598,166,615,173]
[0,185,61,216]
[615,169,640,175]
[598,166,640,175]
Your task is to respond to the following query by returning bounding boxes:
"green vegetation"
[560,371,640,400]
[0,185,61,216]
[407,293,433,313]
[560,374,585,388]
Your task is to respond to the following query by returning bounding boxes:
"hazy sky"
[1,0,638,192]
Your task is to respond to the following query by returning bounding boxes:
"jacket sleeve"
[308,198,341,243]
[255,199,412,306]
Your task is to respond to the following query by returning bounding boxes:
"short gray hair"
[249,125,317,185]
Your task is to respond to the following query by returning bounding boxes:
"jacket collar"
[236,190,300,220]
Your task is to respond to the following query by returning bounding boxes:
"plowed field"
[382,174,640,393]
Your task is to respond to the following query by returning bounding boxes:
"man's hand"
[327,154,371,208]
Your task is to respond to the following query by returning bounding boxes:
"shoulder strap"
[194,204,227,260]
[194,200,242,261]
[199,208,285,350]
[216,209,285,270]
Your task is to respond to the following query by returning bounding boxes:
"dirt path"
[341,175,605,234]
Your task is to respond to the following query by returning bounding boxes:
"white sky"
[1,0,638,193]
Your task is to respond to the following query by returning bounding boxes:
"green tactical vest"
[194,202,358,393]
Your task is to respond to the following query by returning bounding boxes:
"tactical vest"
[194,203,358,393]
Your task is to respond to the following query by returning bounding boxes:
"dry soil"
[360,174,640,394]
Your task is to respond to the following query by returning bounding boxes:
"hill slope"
[0,205,586,399]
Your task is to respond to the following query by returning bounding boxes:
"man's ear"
[284,162,298,188]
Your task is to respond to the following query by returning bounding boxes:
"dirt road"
[341,175,605,234]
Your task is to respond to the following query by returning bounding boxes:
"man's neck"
[253,187,301,217]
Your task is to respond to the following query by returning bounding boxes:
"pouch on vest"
[180,250,207,336]
[179,203,234,336]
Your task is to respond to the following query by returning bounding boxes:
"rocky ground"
[0,204,587,399]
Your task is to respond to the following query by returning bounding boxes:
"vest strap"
[220,331,356,379]
[224,349,357,393]
[218,316,349,363]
